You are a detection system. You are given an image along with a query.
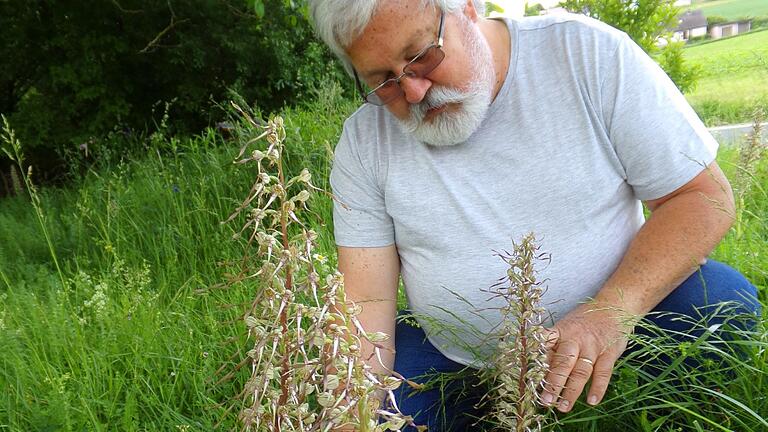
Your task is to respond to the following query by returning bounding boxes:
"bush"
[561,0,700,94]
[692,97,768,126]
[656,41,701,94]
[0,0,350,184]
[707,15,729,26]
[752,16,768,30]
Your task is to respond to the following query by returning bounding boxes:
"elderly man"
[309,0,760,429]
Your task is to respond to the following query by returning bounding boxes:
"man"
[309,0,760,430]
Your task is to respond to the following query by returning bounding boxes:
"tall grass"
[219,110,414,431]
[0,87,766,431]
[547,310,768,431]
[0,88,357,431]
[482,234,551,431]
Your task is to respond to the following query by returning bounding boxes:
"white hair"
[309,0,486,74]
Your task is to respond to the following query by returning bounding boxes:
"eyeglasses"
[353,11,445,106]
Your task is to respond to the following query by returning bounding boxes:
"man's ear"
[462,0,480,22]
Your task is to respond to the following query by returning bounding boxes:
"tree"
[0,0,347,182]
[561,0,700,93]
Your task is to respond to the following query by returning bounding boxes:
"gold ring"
[578,357,594,365]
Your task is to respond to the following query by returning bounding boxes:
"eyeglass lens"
[369,45,445,105]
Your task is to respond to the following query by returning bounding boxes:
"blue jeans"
[391,260,761,431]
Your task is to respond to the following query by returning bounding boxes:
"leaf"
[690,385,768,428]
[485,1,505,15]
[253,0,265,18]
[317,391,334,408]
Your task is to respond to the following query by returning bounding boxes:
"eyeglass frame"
[352,11,445,106]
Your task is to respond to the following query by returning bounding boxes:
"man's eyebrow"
[358,31,426,80]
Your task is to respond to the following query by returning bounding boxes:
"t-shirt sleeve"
[330,122,395,247]
[599,33,718,201]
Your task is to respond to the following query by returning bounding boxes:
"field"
[0,93,354,431]
[688,0,768,20]
[1,85,767,430]
[684,28,768,125]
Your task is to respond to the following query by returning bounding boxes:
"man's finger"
[543,328,559,350]
[586,354,617,406]
[540,340,578,407]
[543,327,559,371]
[557,354,597,413]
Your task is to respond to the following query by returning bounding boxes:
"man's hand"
[537,162,734,413]
[540,304,632,412]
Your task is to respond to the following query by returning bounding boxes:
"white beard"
[397,18,496,147]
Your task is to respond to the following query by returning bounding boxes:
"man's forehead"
[347,4,436,78]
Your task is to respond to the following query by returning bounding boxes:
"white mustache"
[410,86,469,120]
[396,18,495,146]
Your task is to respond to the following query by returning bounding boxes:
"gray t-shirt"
[330,13,718,366]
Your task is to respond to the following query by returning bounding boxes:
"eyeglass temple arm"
[352,69,368,102]
[437,11,445,47]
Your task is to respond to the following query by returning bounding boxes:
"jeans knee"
[646,260,760,333]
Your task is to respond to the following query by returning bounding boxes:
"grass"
[0,132,253,431]
[0,87,357,431]
[0,86,766,430]
[684,29,768,125]
[688,0,768,21]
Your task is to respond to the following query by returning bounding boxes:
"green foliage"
[1,86,766,430]
[485,1,505,15]
[561,0,679,52]
[707,14,730,25]
[0,0,349,183]
[561,0,700,93]
[692,97,768,126]
[656,41,701,94]
[753,16,768,30]
[0,89,358,430]
[525,2,545,16]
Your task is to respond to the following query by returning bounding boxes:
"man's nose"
[400,76,432,104]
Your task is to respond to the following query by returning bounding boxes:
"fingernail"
[558,399,570,411]
[541,393,553,405]
[588,395,598,405]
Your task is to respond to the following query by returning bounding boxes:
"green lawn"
[688,0,768,20]
[684,29,768,125]
[685,27,768,62]
[1,88,767,430]
[0,95,355,431]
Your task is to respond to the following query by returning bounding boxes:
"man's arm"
[328,245,399,431]
[338,244,400,376]
[541,161,735,412]
[596,161,735,316]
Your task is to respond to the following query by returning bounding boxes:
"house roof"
[675,10,707,31]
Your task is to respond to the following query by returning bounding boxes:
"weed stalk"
[1,115,66,291]
[483,233,550,432]
[219,105,415,431]
[734,108,766,238]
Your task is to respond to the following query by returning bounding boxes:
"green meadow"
[1,83,767,430]
[684,29,768,125]
[0,93,356,431]
[688,0,768,20]
[1,0,764,430]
